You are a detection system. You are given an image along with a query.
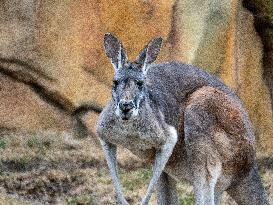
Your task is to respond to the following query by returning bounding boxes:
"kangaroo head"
[104,33,162,120]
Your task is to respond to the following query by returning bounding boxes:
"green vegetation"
[97,168,112,185]
[179,195,194,205]
[67,195,94,205]
[26,137,51,150]
[0,139,7,149]
[121,168,151,192]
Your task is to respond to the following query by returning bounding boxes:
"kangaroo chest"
[97,103,194,182]
[101,119,167,151]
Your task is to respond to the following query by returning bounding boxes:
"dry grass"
[0,130,272,205]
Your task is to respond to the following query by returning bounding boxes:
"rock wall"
[0,0,272,151]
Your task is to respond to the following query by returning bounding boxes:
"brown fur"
[187,87,255,176]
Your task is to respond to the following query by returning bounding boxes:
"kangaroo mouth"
[122,116,129,120]
[116,106,139,121]
[120,110,133,120]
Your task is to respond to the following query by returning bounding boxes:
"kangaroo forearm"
[99,139,128,205]
[140,126,178,205]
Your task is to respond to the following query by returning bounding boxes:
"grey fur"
[96,33,269,205]
[156,172,179,205]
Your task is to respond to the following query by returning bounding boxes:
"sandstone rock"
[170,0,273,151]
[0,0,272,151]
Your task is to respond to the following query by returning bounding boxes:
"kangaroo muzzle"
[117,100,138,120]
[119,100,134,112]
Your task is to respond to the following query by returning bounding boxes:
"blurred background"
[0,0,272,204]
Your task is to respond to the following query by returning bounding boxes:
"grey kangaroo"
[96,33,269,205]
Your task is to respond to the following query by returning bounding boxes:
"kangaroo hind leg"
[156,172,179,205]
[186,135,222,205]
[227,164,269,205]
[184,95,222,205]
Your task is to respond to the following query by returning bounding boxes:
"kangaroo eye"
[137,81,144,87]
[113,80,119,86]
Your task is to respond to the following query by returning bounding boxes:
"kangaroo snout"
[119,100,134,113]
[117,100,137,120]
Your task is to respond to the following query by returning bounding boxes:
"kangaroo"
[96,33,269,205]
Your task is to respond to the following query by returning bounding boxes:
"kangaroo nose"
[119,101,134,112]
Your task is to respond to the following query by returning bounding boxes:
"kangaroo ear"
[135,37,162,73]
[104,33,128,71]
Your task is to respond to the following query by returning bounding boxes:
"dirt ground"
[0,130,272,205]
